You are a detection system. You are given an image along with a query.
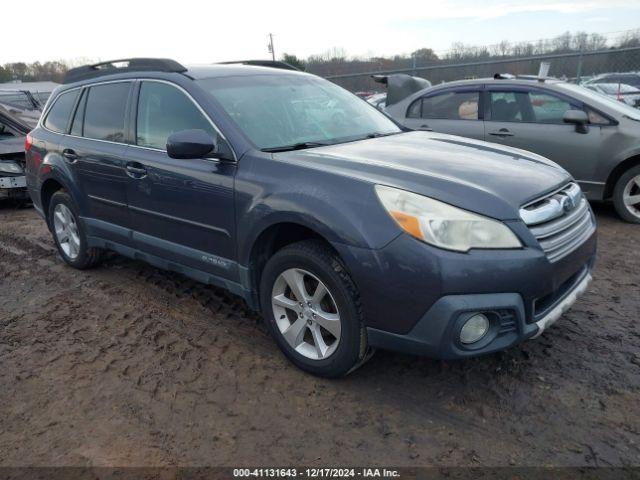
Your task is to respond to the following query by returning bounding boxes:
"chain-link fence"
[320,46,640,93]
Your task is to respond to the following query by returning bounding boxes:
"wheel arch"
[40,177,66,226]
[244,221,346,306]
[604,154,640,199]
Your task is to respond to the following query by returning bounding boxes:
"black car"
[0,99,36,201]
[26,59,596,377]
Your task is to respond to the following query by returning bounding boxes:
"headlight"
[0,161,23,174]
[375,185,521,252]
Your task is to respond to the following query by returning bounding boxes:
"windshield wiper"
[364,131,400,139]
[261,141,329,153]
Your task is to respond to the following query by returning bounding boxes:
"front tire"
[613,165,640,223]
[48,190,102,269]
[259,240,370,377]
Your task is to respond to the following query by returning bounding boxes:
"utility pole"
[576,46,584,83]
[268,33,275,61]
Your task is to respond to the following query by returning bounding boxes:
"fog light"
[460,313,490,344]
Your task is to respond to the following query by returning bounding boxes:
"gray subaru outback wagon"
[26,59,596,377]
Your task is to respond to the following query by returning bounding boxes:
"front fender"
[594,122,640,189]
[607,144,640,175]
[235,154,402,267]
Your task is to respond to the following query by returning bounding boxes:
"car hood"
[0,137,25,157]
[275,131,571,220]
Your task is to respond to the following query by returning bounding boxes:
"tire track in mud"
[0,205,639,466]
[0,211,511,449]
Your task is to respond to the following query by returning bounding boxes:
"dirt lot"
[0,203,638,468]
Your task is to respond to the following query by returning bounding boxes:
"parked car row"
[25,58,597,377]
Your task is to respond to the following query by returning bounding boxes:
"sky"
[4,0,640,64]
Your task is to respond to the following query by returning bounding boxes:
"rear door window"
[488,91,528,122]
[44,90,80,133]
[420,91,480,120]
[83,82,131,142]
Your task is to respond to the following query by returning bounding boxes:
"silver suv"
[384,76,640,223]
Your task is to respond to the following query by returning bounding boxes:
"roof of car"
[185,64,307,80]
[62,58,305,84]
[428,77,564,89]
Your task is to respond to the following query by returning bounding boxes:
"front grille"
[520,183,595,263]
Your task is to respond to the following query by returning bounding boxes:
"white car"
[583,83,640,108]
[366,92,386,111]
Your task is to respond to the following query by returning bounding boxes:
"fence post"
[576,47,584,82]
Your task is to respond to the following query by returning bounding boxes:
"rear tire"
[259,240,370,377]
[48,190,103,269]
[613,165,640,224]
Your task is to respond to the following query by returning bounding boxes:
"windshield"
[197,74,401,150]
[559,83,640,119]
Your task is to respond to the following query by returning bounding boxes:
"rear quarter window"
[44,90,80,133]
[407,98,422,118]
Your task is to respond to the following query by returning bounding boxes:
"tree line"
[286,30,640,91]
[298,30,640,77]
[3,30,639,87]
[0,61,68,83]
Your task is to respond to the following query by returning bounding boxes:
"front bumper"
[531,271,591,338]
[333,219,597,360]
[366,265,593,359]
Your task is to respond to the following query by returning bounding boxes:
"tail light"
[25,133,33,152]
[24,133,42,170]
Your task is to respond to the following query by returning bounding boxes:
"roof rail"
[63,58,187,84]
[493,73,516,80]
[494,72,557,83]
[218,60,300,71]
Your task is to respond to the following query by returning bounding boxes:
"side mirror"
[563,110,589,134]
[167,129,215,159]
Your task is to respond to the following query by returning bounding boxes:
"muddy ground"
[0,203,638,468]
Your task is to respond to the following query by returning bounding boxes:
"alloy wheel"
[271,268,341,360]
[623,174,640,220]
[53,203,81,260]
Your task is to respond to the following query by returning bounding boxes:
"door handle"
[418,124,433,131]
[126,163,147,178]
[488,128,514,137]
[62,149,79,162]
